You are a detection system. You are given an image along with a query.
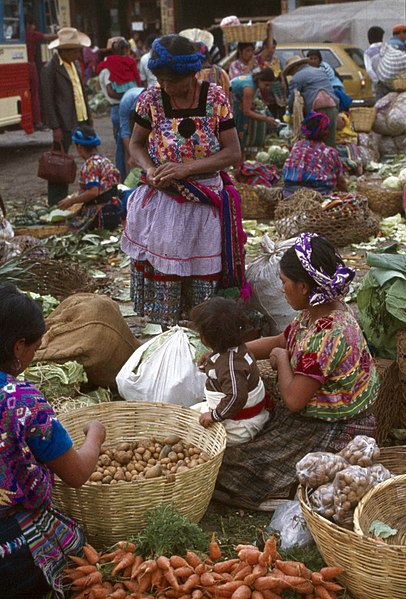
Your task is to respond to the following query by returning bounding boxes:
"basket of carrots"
[52,402,226,548]
[65,532,346,599]
[297,445,406,599]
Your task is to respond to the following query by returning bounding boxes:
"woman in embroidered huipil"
[121,34,249,327]
[214,233,379,510]
[0,284,105,598]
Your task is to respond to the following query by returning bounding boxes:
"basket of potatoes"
[52,401,226,548]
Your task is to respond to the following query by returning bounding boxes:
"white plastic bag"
[266,499,313,549]
[246,234,297,333]
[116,326,207,406]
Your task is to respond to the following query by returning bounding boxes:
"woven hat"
[283,55,310,76]
[393,24,406,34]
[49,27,91,50]
[106,36,126,50]
[179,28,214,50]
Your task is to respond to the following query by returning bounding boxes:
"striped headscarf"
[301,111,330,140]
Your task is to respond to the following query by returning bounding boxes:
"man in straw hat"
[42,27,93,205]
[284,55,339,147]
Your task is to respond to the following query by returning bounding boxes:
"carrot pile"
[65,535,344,599]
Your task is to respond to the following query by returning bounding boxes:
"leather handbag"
[37,143,77,184]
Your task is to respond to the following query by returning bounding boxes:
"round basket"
[349,107,376,133]
[237,183,281,219]
[297,445,406,599]
[52,402,226,548]
[221,22,268,44]
[353,475,406,546]
[392,79,406,92]
[356,180,403,217]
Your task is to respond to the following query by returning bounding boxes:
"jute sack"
[36,293,140,387]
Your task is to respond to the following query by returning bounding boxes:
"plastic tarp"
[272,0,405,50]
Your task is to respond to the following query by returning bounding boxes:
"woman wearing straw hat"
[42,27,93,206]
[284,55,339,147]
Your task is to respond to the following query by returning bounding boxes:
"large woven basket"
[274,189,380,246]
[222,22,268,44]
[14,224,69,238]
[353,475,406,546]
[349,107,376,133]
[298,445,406,599]
[356,180,403,217]
[237,183,281,219]
[53,402,226,548]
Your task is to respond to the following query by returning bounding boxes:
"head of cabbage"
[382,176,403,191]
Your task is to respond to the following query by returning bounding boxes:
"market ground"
[0,114,116,213]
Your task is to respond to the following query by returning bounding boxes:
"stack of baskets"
[236,183,281,220]
[298,445,406,599]
[357,179,403,217]
[349,107,376,133]
[52,401,226,548]
[221,22,268,44]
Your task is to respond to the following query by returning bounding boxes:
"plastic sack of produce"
[116,326,207,406]
[296,451,348,488]
[246,234,297,334]
[338,434,380,467]
[266,499,313,549]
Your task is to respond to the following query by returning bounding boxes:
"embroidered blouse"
[284,309,379,420]
[133,81,235,166]
[79,154,121,193]
[0,372,72,515]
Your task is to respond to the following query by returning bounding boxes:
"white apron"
[192,378,269,446]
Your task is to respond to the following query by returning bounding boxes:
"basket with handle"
[52,401,226,548]
[349,107,376,133]
[353,474,406,546]
[297,445,406,599]
[356,179,403,217]
[221,22,268,44]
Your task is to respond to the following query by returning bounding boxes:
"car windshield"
[344,47,365,68]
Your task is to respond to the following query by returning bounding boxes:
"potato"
[163,435,181,445]
[144,465,162,479]
[99,454,111,467]
[102,475,112,484]
[116,451,133,465]
[89,471,103,482]
[117,442,132,452]
[143,449,152,461]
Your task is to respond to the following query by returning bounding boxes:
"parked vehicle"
[275,43,374,105]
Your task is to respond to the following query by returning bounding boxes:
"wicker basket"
[392,79,406,92]
[298,445,406,599]
[349,107,376,133]
[353,475,406,546]
[237,183,281,220]
[221,22,268,44]
[53,402,226,548]
[356,180,403,217]
[14,224,69,238]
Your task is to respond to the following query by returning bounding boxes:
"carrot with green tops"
[185,550,202,568]
[82,543,101,565]
[213,559,240,574]
[68,555,90,567]
[171,555,190,569]
[111,550,136,575]
[319,567,343,580]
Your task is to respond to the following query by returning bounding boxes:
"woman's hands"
[199,411,214,428]
[269,347,290,370]
[83,420,106,445]
[153,162,190,185]
[58,195,76,209]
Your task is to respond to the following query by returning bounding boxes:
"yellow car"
[275,43,374,105]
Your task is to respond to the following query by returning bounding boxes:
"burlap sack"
[36,293,140,387]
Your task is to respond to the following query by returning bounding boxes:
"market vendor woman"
[0,283,105,598]
[215,233,379,510]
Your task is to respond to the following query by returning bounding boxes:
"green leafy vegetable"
[369,519,398,539]
[131,503,209,557]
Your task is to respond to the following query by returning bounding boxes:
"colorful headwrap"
[148,37,203,75]
[71,127,101,146]
[301,111,330,140]
[294,232,355,306]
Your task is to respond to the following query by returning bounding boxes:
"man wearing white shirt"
[139,35,158,88]
[364,26,384,92]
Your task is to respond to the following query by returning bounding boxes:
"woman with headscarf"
[306,50,352,112]
[282,111,347,197]
[213,233,379,510]
[121,34,247,328]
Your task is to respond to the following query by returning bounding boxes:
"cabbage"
[255,151,270,164]
[398,168,406,186]
[267,145,290,167]
[382,176,403,190]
